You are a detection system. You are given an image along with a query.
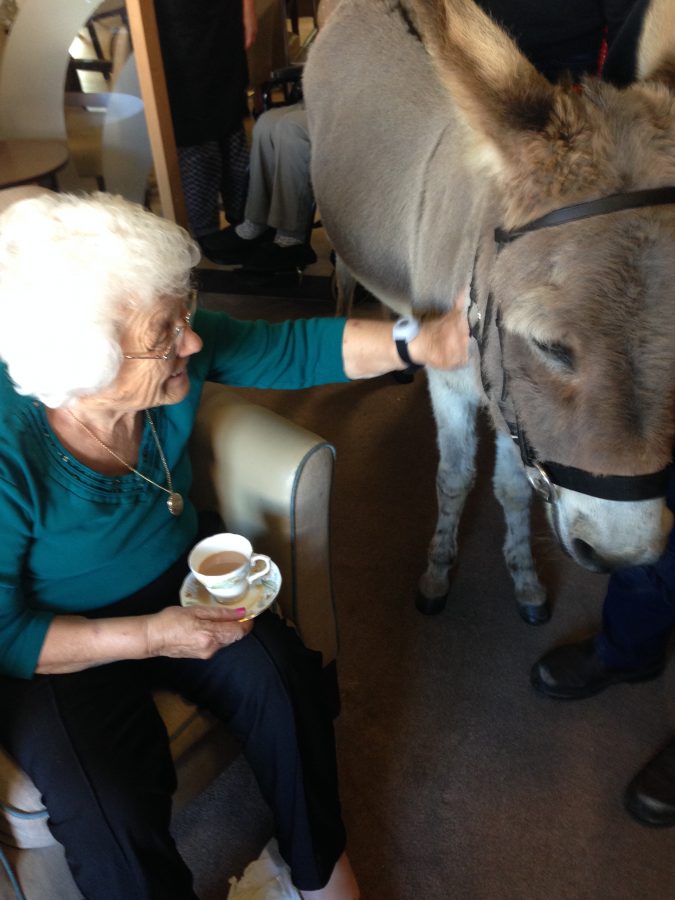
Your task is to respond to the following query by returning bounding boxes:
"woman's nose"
[178,324,203,358]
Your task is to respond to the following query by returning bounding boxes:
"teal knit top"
[0,309,348,679]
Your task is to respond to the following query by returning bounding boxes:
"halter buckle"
[526,462,555,503]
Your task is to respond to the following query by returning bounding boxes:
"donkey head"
[404,0,675,570]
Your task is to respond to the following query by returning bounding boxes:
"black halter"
[469,186,675,503]
[494,187,675,246]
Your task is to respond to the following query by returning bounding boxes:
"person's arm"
[35,606,252,675]
[242,0,258,49]
[196,288,468,390]
[341,298,469,379]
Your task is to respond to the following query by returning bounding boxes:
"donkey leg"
[417,371,479,614]
[492,430,550,625]
[333,253,357,317]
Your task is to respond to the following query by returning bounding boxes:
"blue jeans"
[595,470,675,669]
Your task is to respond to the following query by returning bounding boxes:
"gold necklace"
[66,409,184,516]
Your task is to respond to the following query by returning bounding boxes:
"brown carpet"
[174,287,675,900]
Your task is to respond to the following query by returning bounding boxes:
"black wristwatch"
[392,316,423,372]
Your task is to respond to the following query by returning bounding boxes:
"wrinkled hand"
[409,288,470,370]
[243,0,258,49]
[145,605,253,660]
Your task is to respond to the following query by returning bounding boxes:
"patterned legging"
[178,127,250,236]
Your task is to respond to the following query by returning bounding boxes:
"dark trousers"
[0,552,345,898]
[595,470,675,669]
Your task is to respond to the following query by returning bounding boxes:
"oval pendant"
[167,492,184,516]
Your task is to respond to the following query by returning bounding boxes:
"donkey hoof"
[415,592,448,615]
[517,601,551,626]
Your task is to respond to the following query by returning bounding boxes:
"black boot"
[242,242,317,274]
[625,739,675,827]
[530,638,663,700]
[198,227,273,266]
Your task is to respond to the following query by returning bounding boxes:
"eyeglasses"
[123,289,198,361]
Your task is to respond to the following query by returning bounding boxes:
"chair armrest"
[189,383,338,663]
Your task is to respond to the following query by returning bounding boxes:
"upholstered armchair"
[0,383,338,899]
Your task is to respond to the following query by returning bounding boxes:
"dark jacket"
[478,0,646,82]
[154,0,249,147]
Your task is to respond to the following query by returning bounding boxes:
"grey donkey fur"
[304,0,675,622]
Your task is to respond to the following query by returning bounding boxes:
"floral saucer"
[180,560,282,621]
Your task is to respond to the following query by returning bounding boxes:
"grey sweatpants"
[245,103,314,239]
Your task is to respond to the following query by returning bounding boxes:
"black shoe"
[241,241,317,274]
[198,227,272,265]
[625,739,675,827]
[530,638,663,700]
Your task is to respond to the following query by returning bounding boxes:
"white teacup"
[188,533,271,602]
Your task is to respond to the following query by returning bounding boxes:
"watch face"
[393,316,420,341]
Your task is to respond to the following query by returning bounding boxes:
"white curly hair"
[0,191,201,407]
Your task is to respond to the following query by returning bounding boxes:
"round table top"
[0,139,69,189]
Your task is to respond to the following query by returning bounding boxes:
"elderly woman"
[0,192,467,900]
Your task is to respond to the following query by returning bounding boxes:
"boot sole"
[530,665,663,700]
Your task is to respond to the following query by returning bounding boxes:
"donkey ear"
[636,0,675,89]
[401,0,556,166]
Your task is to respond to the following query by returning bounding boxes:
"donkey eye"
[532,338,575,371]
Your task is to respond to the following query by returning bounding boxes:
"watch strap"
[395,338,423,371]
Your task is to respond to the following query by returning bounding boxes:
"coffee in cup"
[198,550,248,576]
[188,533,272,602]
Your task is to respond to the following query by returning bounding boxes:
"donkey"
[304,0,675,623]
